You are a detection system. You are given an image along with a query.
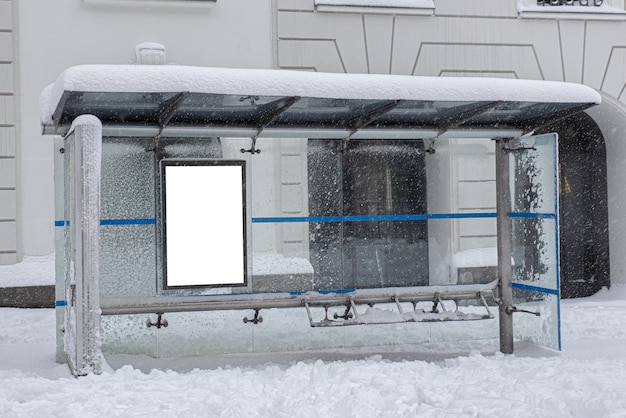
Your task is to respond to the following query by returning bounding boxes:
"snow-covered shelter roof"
[40,64,601,139]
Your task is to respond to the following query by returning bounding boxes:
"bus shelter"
[40,65,600,375]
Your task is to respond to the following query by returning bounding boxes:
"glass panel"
[245,137,500,290]
[513,288,560,351]
[59,91,592,135]
[245,137,497,291]
[304,139,343,291]
[62,131,78,371]
[248,138,430,292]
[101,306,498,362]
[99,138,157,298]
[509,133,561,350]
[101,314,159,359]
[470,102,574,126]
[96,135,502,360]
[60,92,179,126]
[341,141,428,289]
[511,217,558,289]
[426,138,497,285]
[248,138,317,293]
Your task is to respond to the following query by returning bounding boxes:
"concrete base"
[0,285,55,308]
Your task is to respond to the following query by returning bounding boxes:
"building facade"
[3,0,626,297]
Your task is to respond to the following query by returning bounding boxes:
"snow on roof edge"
[39,64,602,126]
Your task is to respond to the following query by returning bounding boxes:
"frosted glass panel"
[99,139,156,298]
[513,289,560,351]
[509,133,561,350]
[62,131,78,371]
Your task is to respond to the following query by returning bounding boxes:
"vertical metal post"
[71,115,104,375]
[495,138,514,354]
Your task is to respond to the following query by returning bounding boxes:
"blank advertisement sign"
[162,160,246,288]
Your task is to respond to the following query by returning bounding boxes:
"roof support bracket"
[341,99,404,151]
[151,92,190,156]
[241,95,301,154]
[425,100,503,154]
[347,99,404,135]
[436,100,503,137]
[157,91,190,134]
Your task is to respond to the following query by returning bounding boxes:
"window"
[517,0,626,19]
[314,0,435,15]
[83,0,217,9]
[537,0,603,6]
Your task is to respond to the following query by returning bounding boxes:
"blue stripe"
[252,213,495,224]
[55,218,156,226]
[428,212,497,219]
[512,282,559,296]
[252,216,343,224]
[100,218,156,226]
[55,300,67,307]
[509,212,557,219]
[54,212,555,225]
[344,214,428,222]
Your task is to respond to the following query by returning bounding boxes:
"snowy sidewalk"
[1,256,626,416]
[0,255,55,308]
[1,293,626,417]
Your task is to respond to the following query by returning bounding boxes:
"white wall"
[0,0,18,264]
[588,97,626,285]
[16,0,273,259]
[12,0,626,290]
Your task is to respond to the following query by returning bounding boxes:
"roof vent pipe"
[135,42,166,65]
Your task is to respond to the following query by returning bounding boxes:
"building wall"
[0,0,18,264]
[275,0,626,284]
[7,0,626,287]
[9,0,273,263]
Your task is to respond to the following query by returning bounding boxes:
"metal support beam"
[157,91,190,130]
[241,95,302,153]
[346,100,404,138]
[495,138,514,354]
[66,115,104,376]
[435,101,503,137]
[254,95,302,136]
[100,280,498,316]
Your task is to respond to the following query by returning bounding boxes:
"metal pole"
[495,138,514,354]
[72,115,104,375]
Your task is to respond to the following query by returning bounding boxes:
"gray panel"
[100,224,157,298]
[99,138,156,298]
[0,127,15,157]
[100,138,154,220]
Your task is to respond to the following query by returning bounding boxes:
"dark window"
[308,140,428,290]
[537,113,610,297]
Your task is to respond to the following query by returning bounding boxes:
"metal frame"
[63,116,104,376]
[100,279,498,316]
[495,138,514,354]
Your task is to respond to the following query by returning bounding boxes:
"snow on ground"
[0,254,55,288]
[1,257,626,417]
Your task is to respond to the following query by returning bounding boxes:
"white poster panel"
[163,161,246,287]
